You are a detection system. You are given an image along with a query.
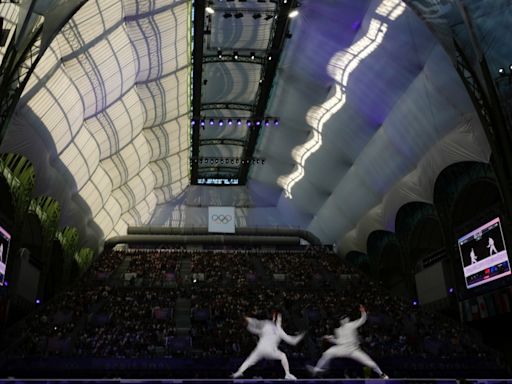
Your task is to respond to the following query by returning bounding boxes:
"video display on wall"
[0,224,11,286]
[458,217,511,289]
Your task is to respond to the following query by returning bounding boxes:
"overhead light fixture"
[234,12,244,19]
[191,119,196,126]
[236,119,242,126]
[209,118,215,126]
[233,50,239,60]
[253,13,262,19]
[246,120,252,127]
[264,119,269,126]
[250,52,255,60]
[200,119,205,126]
[223,12,232,18]
[228,119,233,126]
[219,119,224,126]
[274,119,279,126]
[217,50,222,58]
[499,67,505,75]
[205,6,215,14]
[288,9,299,18]
[268,55,272,61]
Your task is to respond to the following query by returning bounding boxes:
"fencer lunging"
[232,312,305,379]
[308,305,388,379]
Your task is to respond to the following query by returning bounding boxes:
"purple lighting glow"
[352,20,362,31]
[35,299,41,304]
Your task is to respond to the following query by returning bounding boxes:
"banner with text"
[208,206,235,233]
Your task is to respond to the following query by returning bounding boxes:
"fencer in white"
[487,237,498,255]
[232,312,305,380]
[308,305,388,379]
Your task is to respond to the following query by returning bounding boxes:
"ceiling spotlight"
[247,120,252,127]
[509,64,512,71]
[288,9,299,18]
[274,119,279,126]
[236,119,242,126]
[264,119,269,126]
[200,119,205,126]
[255,120,261,126]
[259,79,263,83]
[217,50,222,58]
[250,52,255,60]
[223,12,233,18]
[498,67,505,74]
[233,50,239,60]
[205,6,215,14]
[219,119,224,126]
[228,118,233,126]
[234,12,243,19]
[209,118,215,126]
[191,119,196,126]
[253,13,262,19]
[268,55,272,61]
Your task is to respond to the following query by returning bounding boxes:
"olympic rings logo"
[211,214,233,224]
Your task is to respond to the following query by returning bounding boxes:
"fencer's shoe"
[306,365,324,376]
[284,373,297,380]
[380,374,389,379]
[230,372,243,379]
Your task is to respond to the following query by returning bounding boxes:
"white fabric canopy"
[0,0,502,255]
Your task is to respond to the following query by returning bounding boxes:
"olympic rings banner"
[208,206,236,233]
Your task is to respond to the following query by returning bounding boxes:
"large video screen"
[458,217,511,289]
[0,224,11,286]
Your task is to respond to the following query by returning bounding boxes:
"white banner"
[208,206,235,233]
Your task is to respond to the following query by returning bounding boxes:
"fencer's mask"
[340,315,350,325]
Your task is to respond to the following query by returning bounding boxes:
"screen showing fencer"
[457,217,511,289]
[0,224,11,286]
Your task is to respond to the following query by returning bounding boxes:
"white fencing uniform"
[232,315,304,379]
[309,311,387,378]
